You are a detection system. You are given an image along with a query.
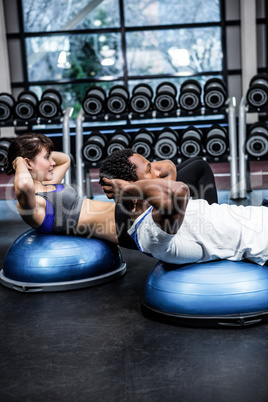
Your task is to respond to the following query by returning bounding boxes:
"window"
[126,28,222,76]
[9,0,224,119]
[26,33,123,82]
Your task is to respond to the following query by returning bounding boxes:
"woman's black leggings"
[176,157,218,204]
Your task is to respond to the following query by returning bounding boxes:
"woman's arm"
[13,156,36,210]
[102,178,190,234]
[44,151,70,184]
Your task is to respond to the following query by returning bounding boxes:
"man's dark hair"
[99,148,138,184]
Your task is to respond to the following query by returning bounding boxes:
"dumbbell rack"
[238,97,268,199]
[0,107,74,185]
[75,97,239,200]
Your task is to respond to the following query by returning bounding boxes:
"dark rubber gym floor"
[1,189,268,402]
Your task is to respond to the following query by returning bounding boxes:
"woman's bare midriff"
[77,199,118,243]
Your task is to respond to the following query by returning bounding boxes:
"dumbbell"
[0,93,15,121]
[81,132,107,163]
[180,126,203,158]
[106,85,129,115]
[38,89,62,119]
[154,128,179,159]
[205,124,228,157]
[178,80,202,111]
[15,91,38,120]
[245,123,268,158]
[154,82,178,113]
[82,86,106,116]
[107,130,131,155]
[246,74,268,109]
[131,129,155,159]
[203,78,227,110]
[130,84,153,114]
[0,138,12,168]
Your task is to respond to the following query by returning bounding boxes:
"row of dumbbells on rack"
[81,121,268,165]
[82,78,228,119]
[0,122,267,172]
[0,79,227,124]
[81,125,229,166]
[0,73,266,124]
[0,89,63,124]
[82,73,268,119]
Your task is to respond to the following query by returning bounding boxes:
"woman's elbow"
[16,179,34,194]
[63,154,71,167]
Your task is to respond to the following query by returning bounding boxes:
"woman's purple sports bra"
[37,196,55,233]
[35,183,138,250]
[35,184,83,235]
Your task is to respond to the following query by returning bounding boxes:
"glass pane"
[30,81,124,119]
[22,0,120,32]
[124,0,220,27]
[26,33,123,81]
[126,28,222,76]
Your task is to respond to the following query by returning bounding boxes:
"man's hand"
[101,177,130,201]
[101,177,139,211]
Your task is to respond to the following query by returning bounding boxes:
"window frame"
[4,0,235,132]
[8,0,227,89]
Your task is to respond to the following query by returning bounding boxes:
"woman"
[5,133,118,243]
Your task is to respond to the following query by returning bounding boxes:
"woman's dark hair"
[5,132,54,175]
[99,148,138,184]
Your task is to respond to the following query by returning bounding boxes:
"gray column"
[0,0,14,137]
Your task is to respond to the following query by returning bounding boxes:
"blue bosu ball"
[141,260,268,328]
[0,229,126,292]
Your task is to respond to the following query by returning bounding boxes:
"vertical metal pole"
[227,97,239,199]
[85,171,93,199]
[62,107,73,186]
[76,109,85,198]
[238,96,248,199]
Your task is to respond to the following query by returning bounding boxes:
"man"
[99,149,218,251]
[100,170,268,267]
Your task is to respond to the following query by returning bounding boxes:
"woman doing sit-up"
[5,133,118,242]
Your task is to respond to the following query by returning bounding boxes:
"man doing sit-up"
[99,148,268,267]
[99,149,218,250]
